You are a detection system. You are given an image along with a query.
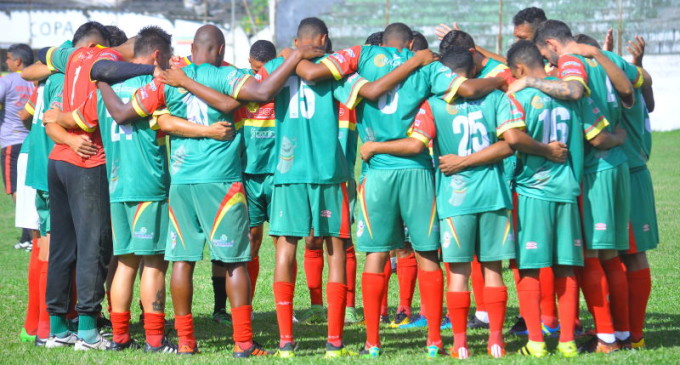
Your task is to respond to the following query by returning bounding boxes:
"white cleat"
[74,335,114,351]
[45,333,79,348]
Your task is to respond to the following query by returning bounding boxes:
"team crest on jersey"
[530,169,551,189]
[446,103,459,115]
[442,231,451,248]
[449,176,467,207]
[574,239,582,247]
[277,136,297,173]
[357,221,365,237]
[170,232,177,249]
[531,95,544,109]
[586,58,599,67]
[374,54,387,67]
[246,102,259,112]
[213,234,235,247]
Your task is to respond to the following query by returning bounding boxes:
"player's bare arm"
[42,107,78,129]
[97,82,141,124]
[628,35,655,112]
[508,76,584,101]
[239,45,325,102]
[156,114,233,141]
[435,22,507,64]
[21,62,52,82]
[360,138,425,161]
[44,122,97,159]
[358,49,438,101]
[439,141,513,176]
[502,128,568,163]
[458,77,505,99]
[18,108,32,130]
[159,68,242,114]
[588,127,627,150]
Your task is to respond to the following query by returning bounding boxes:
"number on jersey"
[452,110,490,156]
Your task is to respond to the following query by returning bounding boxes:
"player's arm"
[45,121,98,159]
[155,113,233,141]
[98,82,148,124]
[238,46,325,102]
[508,77,584,101]
[439,141,513,176]
[158,68,242,114]
[434,22,507,63]
[358,49,438,101]
[360,138,425,161]
[627,35,655,112]
[22,62,52,81]
[588,127,626,150]
[90,60,157,84]
[42,108,78,129]
[18,108,32,130]
[457,77,505,99]
[501,128,568,163]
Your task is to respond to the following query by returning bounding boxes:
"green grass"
[2,131,680,364]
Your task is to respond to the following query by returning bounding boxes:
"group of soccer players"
[14,4,658,359]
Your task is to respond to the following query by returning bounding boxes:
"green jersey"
[409,91,513,217]
[338,103,359,178]
[133,63,248,184]
[621,87,652,169]
[323,45,467,170]
[25,73,62,192]
[259,57,366,184]
[83,74,169,202]
[237,69,277,175]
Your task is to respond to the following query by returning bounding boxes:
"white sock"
[390,257,397,271]
[615,331,630,341]
[475,310,489,323]
[597,333,616,343]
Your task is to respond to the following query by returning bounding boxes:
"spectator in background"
[0,43,35,249]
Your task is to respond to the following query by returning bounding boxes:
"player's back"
[238,68,277,175]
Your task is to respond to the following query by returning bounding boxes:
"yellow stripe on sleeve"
[408,131,431,146]
[131,93,150,117]
[320,58,344,81]
[73,110,96,133]
[633,67,644,89]
[585,117,610,141]
[232,74,251,99]
[346,79,368,110]
[46,47,58,72]
[443,76,468,104]
[496,120,526,138]
[563,76,592,96]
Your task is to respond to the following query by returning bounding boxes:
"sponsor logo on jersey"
[561,61,581,68]
[357,221,365,237]
[531,95,544,109]
[133,226,154,240]
[574,239,582,247]
[251,130,275,139]
[213,234,235,247]
[643,224,650,232]
[525,241,538,249]
[595,223,607,231]
[586,58,598,67]
[177,87,188,94]
[333,53,347,64]
[446,103,459,115]
[374,54,387,67]
[345,48,356,58]
[320,210,332,218]
[442,231,451,248]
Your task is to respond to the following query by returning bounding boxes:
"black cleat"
[144,337,178,354]
[508,316,528,335]
[110,339,141,351]
[467,315,489,330]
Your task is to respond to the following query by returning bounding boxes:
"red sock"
[232,305,254,350]
[327,282,347,347]
[397,253,417,316]
[447,291,470,350]
[582,258,614,334]
[484,286,507,347]
[627,268,651,341]
[37,259,50,339]
[345,246,357,308]
[471,257,486,313]
[175,313,196,349]
[274,281,295,346]
[602,257,630,333]
[143,312,165,347]
[110,311,131,344]
[539,267,558,328]
[419,269,443,347]
[381,260,391,316]
[362,272,386,348]
[517,275,542,342]
[304,248,324,306]
[23,239,40,335]
[555,275,578,342]
[247,256,260,298]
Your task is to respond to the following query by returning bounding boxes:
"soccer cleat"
[618,337,633,350]
[400,314,427,329]
[74,334,114,351]
[274,342,296,358]
[20,328,36,342]
[426,345,446,359]
[178,343,199,355]
[144,337,178,353]
[97,315,112,336]
[467,315,489,330]
[344,307,361,324]
[488,343,506,358]
[508,316,528,335]
[325,342,357,358]
[631,338,645,349]
[109,338,141,351]
[34,336,47,347]
[299,305,326,323]
[518,340,548,357]
[578,336,620,354]
[14,241,31,250]
[359,346,381,358]
[389,310,410,328]
[542,323,560,337]
[380,314,391,325]
[45,332,79,348]
[211,310,232,326]
[233,341,271,358]
[557,341,578,358]
[450,346,470,359]
[440,316,451,330]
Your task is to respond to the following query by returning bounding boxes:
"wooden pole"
[385,0,390,27]
[618,0,623,55]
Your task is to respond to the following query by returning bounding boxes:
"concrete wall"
[645,55,680,131]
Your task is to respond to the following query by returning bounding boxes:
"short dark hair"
[440,46,474,76]
[325,37,333,53]
[297,17,328,38]
[439,30,475,54]
[106,25,128,47]
[383,23,413,45]
[575,34,601,49]
[72,21,110,46]
[365,31,383,46]
[512,7,547,27]
[533,19,573,45]
[134,26,172,58]
[411,31,429,51]
[506,40,544,69]
[8,44,33,66]
[250,40,276,63]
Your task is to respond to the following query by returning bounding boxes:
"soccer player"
[510,19,643,353]
[295,22,504,358]
[359,47,519,358]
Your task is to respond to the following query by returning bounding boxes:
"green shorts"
[583,163,630,251]
[625,166,659,254]
[356,169,439,253]
[166,182,250,263]
[516,195,584,269]
[440,209,515,263]
[269,183,351,238]
[244,173,273,227]
[111,200,168,256]
[35,189,50,236]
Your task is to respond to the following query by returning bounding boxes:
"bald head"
[192,25,225,66]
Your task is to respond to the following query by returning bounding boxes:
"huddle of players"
[17,5,658,360]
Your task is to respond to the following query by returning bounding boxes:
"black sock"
[212,276,227,313]
[20,228,32,243]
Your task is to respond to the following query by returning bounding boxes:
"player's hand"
[67,134,98,158]
[613,126,627,145]
[278,48,294,59]
[438,154,468,175]
[360,142,377,162]
[434,22,460,40]
[413,49,438,66]
[42,108,60,125]
[564,42,599,58]
[159,68,189,88]
[505,77,528,96]
[603,28,615,52]
[296,45,326,60]
[205,121,234,141]
[546,141,568,163]
[627,35,646,67]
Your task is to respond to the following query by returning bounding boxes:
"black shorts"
[1,144,21,195]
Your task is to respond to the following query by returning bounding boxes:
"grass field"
[1,131,679,364]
